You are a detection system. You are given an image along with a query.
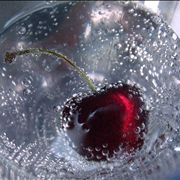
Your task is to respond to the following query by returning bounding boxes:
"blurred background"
[0,1,179,37]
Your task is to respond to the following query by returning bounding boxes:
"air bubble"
[135,127,141,134]
[23,89,32,96]
[95,147,101,152]
[1,73,5,77]
[87,146,93,152]
[128,9,135,14]
[102,143,108,148]
[17,26,26,35]
[96,155,102,160]
[172,33,177,41]
[53,105,61,112]
[28,24,33,28]
[22,77,32,87]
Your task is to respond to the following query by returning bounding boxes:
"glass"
[0,1,179,179]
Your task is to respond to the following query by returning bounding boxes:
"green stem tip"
[5,48,97,93]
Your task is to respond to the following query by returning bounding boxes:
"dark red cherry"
[62,83,148,161]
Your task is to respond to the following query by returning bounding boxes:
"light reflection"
[42,76,53,88]
[173,76,180,85]
[15,84,24,92]
[42,78,48,88]
[174,147,180,152]
[17,41,25,50]
[84,23,91,40]
[144,1,159,13]
[91,5,123,26]
[87,72,104,82]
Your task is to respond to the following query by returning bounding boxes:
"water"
[0,1,179,179]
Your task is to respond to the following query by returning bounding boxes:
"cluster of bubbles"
[61,81,147,162]
[0,1,179,179]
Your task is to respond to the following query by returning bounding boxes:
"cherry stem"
[4,48,97,92]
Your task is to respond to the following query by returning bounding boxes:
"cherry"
[5,48,148,162]
[62,83,148,161]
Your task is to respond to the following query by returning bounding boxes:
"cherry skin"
[62,83,148,161]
